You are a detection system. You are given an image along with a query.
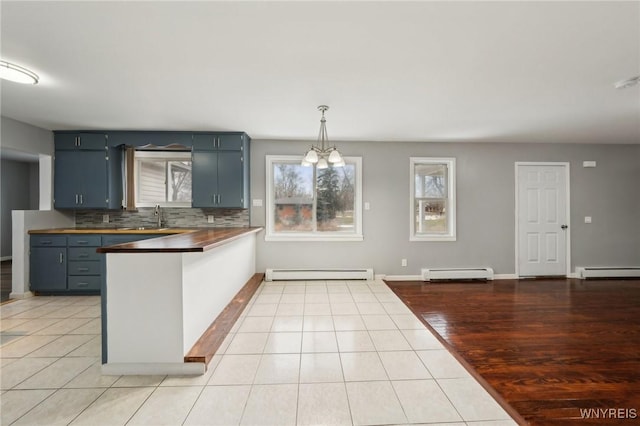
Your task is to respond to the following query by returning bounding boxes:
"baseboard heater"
[421,267,494,282]
[265,268,374,281]
[576,267,640,279]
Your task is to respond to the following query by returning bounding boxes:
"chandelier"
[302,105,344,168]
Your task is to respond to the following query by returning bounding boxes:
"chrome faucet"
[154,204,162,228]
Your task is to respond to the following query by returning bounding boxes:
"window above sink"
[133,151,192,207]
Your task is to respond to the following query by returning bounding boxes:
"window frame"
[410,157,456,241]
[265,155,363,242]
[134,150,192,208]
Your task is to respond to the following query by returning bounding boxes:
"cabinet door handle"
[59,252,64,263]
[75,194,79,204]
[79,253,89,258]
[41,240,52,245]
[77,267,90,272]
[77,240,88,245]
[76,282,89,287]
[79,194,83,204]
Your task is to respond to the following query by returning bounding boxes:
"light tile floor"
[0,280,518,426]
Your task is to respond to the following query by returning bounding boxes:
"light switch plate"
[252,199,263,207]
[207,215,214,223]
[583,161,597,168]
[102,214,109,223]
[584,216,592,223]
[364,202,370,210]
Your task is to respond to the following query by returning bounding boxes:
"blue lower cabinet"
[29,233,164,295]
[68,276,101,291]
[30,247,67,291]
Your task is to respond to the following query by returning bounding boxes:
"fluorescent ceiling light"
[0,60,39,84]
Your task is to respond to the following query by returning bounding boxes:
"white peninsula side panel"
[103,232,257,375]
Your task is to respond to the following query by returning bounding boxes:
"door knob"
[561,224,568,230]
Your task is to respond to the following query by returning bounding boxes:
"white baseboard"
[383,275,423,281]
[0,256,12,262]
[494,274,519,280]
[384,274,519,281]
[9,291,34,300]
[102,362,205,376]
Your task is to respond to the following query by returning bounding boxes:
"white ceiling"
[1,1,639,144]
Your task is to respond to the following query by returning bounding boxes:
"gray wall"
[250,140,640,276]
[1,159,37,258]
[29,163,39,209]
[1,116,54,156]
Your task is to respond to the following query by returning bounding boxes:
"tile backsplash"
[75,208,249,228]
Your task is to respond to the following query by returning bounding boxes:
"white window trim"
[410,157,456,242]
[134,150,192,208]
[265,155,363,242]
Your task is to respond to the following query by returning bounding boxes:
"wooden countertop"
[96,227,263,253]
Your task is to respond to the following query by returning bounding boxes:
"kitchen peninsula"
[96,227,262,375]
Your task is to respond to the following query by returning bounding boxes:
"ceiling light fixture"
[0,60,39,85]
[614,75,639,90]
[302,105,344,169]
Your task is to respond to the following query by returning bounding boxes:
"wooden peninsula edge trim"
[97,227,263,253]
[184,273,265,365]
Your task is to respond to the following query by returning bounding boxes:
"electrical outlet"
[207,215,214,224]
[584,216,592,224]
[401,259,408,267]
[102,214,109,223]
[364,202,370,210]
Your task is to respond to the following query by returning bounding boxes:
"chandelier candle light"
[302,105,344,169]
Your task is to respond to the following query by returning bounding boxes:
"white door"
[516,163,569,276]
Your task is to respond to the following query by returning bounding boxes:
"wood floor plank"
[386,279,640,425]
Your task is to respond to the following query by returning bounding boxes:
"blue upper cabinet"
[53,130,249,210]
[53,132,123,210]
[192,133,249,208]
[55,132,107,150]
[193,133,245,151]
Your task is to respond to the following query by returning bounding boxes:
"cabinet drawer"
[68,247,101,261]
[68,235,101,247]
[68,261,102,275]
[68,276,101,291]
[31,235,67,247]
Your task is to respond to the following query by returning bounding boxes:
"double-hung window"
[266,155,362,241]
[134,151,192,207]
[410,157,456,241]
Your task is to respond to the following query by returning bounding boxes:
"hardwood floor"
[386,278,640,425]
[1,260,12,303]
